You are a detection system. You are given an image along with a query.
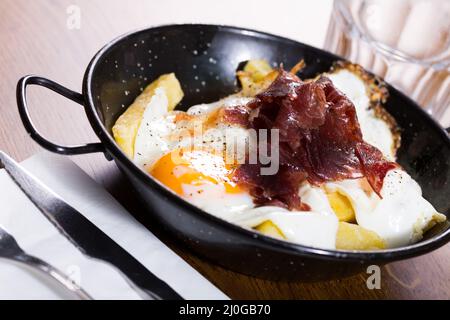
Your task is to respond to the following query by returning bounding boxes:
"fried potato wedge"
[237,59,278,96]
[336,222,385,250]
[326,191,356,222]
[255,220,285,240]
[243,59,273,81]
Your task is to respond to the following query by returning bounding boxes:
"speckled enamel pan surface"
[19,24,450,281]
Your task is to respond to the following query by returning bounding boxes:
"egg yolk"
[326,191,355,222]
[149,148,241,195]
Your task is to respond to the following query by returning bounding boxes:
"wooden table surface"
[1,0,449,299]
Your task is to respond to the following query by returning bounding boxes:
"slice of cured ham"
[233,69,397,210]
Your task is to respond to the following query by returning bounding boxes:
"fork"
[0,226,92,300]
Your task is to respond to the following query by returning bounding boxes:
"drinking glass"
[324,0,450,125]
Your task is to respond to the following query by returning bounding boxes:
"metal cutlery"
[0,225,92,300]
[0,151,183,300]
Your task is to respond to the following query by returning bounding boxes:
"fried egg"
[131,90,261,220]
[133,91,252,168]
[150,147,254,220]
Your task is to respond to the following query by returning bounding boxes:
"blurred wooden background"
[0,0,449,299]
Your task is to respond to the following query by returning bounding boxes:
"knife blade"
[0,151,183,300]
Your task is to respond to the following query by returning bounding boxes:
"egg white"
[355,170,446,247]
[134,93,253,168]
[187,94,254,116]
[182,183,254,221]
[133,87,174,168]
[233,206,339,249]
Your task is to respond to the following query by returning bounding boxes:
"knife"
[0,151,183,300]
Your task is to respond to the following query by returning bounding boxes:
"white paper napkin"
[0,151,228,300]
